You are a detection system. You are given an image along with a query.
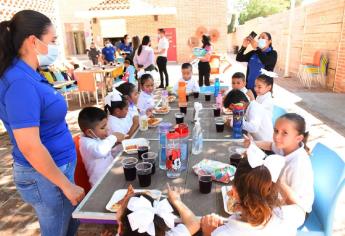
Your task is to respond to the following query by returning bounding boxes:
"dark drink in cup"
[213,108,221,117]
[180,106,187,114]
[142,152,157,175]
[175,113,184,124]
[193,92,199,99]
[136,162,152,187]
[138,174,151,187]
[121,157,138,181]
[230,153,242,167]
[216,122,225,133]
[137,146,148,160]
[186,95,189,102]
[199,175,212,194]
[205,94,211,101]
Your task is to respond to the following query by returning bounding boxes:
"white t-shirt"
[173,77,200,94]
[79,135,116,186]
[211,205,305,236]
[256,92,273,117]
[272,143,314,213]
[243,100,273,141]
[107,115,133,135]
[128,103,139,119]
[158,37,169,57]
[137,91,155,113]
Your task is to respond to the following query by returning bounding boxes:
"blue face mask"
[258,39,267,49]
[36,39,59,66]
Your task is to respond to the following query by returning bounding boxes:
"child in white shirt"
[223,89,273,141]
[229,72,254,101]
[137,73,155,116]
[112,184,200,236]
[78,107,125,186]
[244,113,314,220]
[116,82,139,137]
[105,89,137,137]
[255,74,273,116]
[173,63,200,94]
[201,155,305,236]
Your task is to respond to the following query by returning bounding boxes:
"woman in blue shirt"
[236,32,277,97]
[118,34,133,55]
[0,10,84,236]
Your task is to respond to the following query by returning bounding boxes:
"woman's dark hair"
[0,10,52,77]
[256,74,274,93]
[201,35,211,48]
[234,157,281,226]
[78,107,107,132]
[262,32,273,48]
[158,28,165,34]
[122,34,128,43]
[120,193,169,236]
[140,73,154,86]
[137,35,150,56]
[277,113,310,152]
[104,95,128,115]
[116,82,136,98]
[223,89,249,108]
[132,36,140,51]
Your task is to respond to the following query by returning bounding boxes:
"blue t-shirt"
[247,47,272,89]
[0,58,76,167]
[119,42,133,54]
[102,46,116,62]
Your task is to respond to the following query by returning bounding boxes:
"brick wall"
[91,0,228,63]
[334,6,345,92]
[229,0,345,92]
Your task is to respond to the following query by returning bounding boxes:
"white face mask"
[258,38,267,49]
[106,43,112,48]
[35,39,59,66]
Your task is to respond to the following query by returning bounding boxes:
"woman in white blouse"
[134,35,156,72]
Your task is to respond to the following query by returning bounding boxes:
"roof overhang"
[75,7,176,19]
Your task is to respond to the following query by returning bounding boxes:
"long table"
[72,102,243,224]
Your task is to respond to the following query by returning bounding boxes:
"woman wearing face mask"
[236,32,277,97]
[0,10,85,236]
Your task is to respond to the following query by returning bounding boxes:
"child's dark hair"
[223,89,249,108]
[201,35,211,48]
[256,74,274,93]
[234,157,281,226]
[124,59,131,65]
[232,72,246,81]
[277,113,310,152]
[140,73,154,86]
[120,193,169,236]
[104,94,128,115]
[78,107,107,132]
[116,82,136,97]
[181,63,192,70]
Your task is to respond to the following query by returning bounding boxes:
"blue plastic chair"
[272,105,286,125]
[298,143,345,236]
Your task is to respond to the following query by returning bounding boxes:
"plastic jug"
[175,123,189,171]
[166,131,181,178]
[158,122,172,170]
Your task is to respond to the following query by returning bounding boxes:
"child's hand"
[146,109,154,117]
[243,134,252,148]
[201,213,224,236]
[113,132,126,143]
[167,183,182,205]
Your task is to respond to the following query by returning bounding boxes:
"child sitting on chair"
[223,89,273,141]
[173,63,200,95]
[102,184,200,236]
[105,88,137,137]
[78,107,125,186]
[228,72,254,101]
[201,150,305,236]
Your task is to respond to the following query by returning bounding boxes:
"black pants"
[91,57,98,65]
[198,61,210,87]
[156,56,169,87]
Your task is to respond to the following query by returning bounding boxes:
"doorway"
[73,31,86,55]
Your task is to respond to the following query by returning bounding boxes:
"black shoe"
[157,85,164,89]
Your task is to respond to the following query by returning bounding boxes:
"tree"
[238,0,302,25]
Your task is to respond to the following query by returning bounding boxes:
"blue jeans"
[13,160,79,236]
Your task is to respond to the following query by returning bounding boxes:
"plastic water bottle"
[161,90,169,108]
[192,119,203,155]
[216,93,222,109]
[214,78,220,97]
[158,122,172,170]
